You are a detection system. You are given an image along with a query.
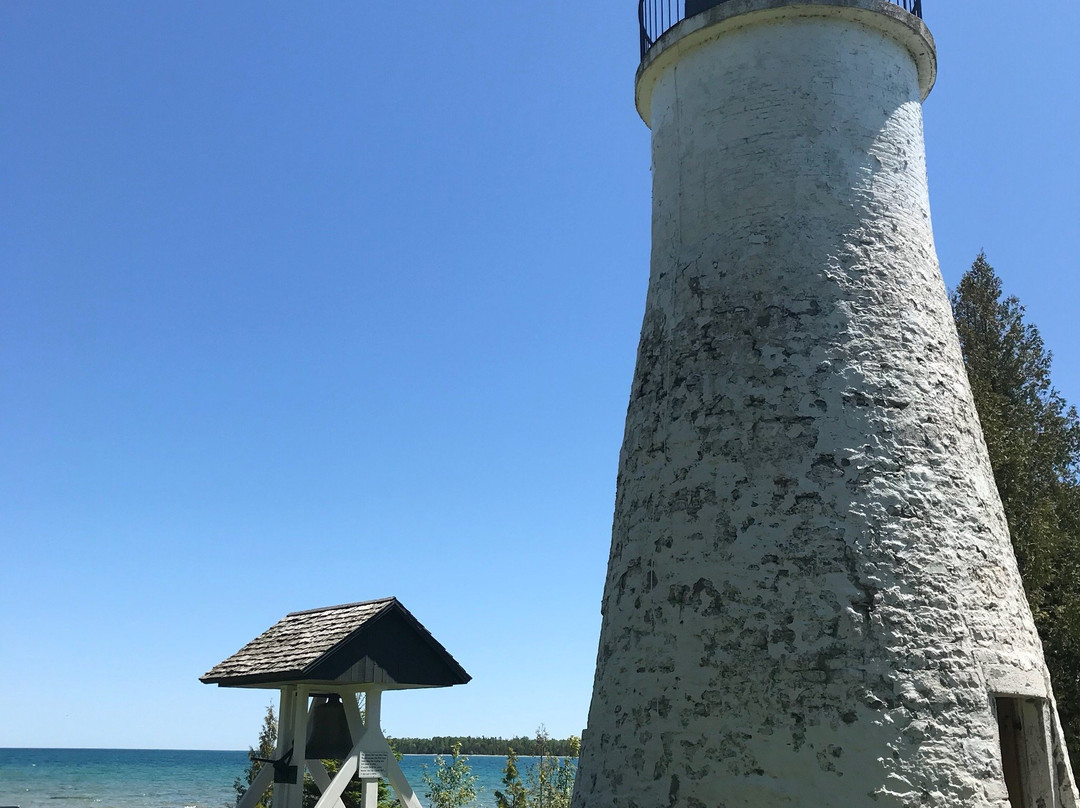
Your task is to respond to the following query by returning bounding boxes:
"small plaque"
[356,751,389,779]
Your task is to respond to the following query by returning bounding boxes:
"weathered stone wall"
[573,4,1078,806]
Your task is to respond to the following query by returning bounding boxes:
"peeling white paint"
[573,2,1079,806]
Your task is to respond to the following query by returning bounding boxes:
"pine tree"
[952,252,1080,758]
[236,704,277,808]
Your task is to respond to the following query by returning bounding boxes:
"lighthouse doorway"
[995,696,1059,808]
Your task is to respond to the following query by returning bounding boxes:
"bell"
[306,694,354,760]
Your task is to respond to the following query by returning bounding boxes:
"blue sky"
[1,1,1077,750]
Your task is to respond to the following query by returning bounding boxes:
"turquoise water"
[0,749,523,808]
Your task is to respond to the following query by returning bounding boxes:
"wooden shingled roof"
[201,597,470,689]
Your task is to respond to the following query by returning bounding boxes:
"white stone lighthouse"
[572,1,1080,806]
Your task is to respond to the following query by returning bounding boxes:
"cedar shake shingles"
[202,598,392,683]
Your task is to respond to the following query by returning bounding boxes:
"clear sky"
[1,1,1077,750]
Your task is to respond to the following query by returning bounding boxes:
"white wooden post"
[364,689,382,731]
[271,687,299,808]
[342,691,366,739]
[292,685,310,786]
[357,689,423,808]
[361,779,380,808]
[358,690,382,808]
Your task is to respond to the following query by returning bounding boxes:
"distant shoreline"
[0,740,579,757]
[390,736,579,757]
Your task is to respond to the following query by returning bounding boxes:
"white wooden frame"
[238,685,424,808]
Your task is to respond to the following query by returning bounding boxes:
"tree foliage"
[422,742,481,808]
[493,749,527,808]
[391,736,580,757]
[236,704,277,808]
[494,727,579,808]
[952,252,1080,757]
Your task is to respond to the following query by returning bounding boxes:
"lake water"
[0,748,527,808]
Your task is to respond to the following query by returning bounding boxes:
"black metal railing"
[639,0,923,59]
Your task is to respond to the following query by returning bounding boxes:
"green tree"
[236,704,278,808]
[422,741,481,808]
[952,252,1080,757]
[391,736,579,756]
[493,749,527,808]
[494,727,579,808]
[523,729,578,808]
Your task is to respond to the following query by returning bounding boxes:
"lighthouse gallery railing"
[639,0,924,59]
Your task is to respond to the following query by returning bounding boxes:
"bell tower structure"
[573,1,1079,806]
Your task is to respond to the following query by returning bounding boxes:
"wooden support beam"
[364,690,382,733]
[315,689,385,808]
[291,684,310,783]
[384,750,424,808]
[235,761,274,808]
[313,755,359,808]
[357,690,422,808]
[342,691,366,739]
[272,687,300,808]
[307,760,350,808]
[307,687,422,808]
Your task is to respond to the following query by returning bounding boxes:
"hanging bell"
[306,694,354,760]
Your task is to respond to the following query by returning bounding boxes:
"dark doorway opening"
[995,696,1059,808]
[997,697,1026,808]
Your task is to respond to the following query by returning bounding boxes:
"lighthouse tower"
[572,2,1079,806]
